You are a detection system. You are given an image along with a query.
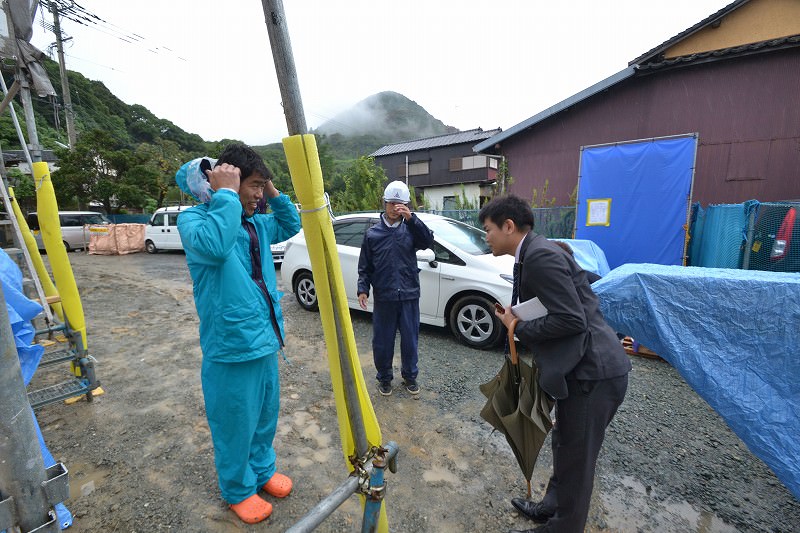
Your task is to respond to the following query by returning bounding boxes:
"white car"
[27,210,110,252]
[281,212,514,349]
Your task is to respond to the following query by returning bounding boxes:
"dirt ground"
[25,251,800,532]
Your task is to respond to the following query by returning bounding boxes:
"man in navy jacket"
[357,181,434,397]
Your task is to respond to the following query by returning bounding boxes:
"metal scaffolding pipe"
[0,283,53,531]
[286,442,399,533]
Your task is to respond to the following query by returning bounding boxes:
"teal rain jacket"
[178,190,301,363]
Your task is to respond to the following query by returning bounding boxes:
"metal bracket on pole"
[285,442,399,533]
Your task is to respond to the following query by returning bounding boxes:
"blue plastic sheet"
[592,263,800,498]
[1,250,72,529]
[576,136,696,269]
[554,239,611,277]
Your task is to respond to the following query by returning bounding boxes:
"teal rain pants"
[201,353,280,504]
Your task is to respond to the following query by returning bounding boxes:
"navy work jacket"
[357,213,434,302]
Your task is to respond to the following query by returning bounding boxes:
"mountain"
[0,58,207,155]
[308,91,459,160]
[314,91,457,141]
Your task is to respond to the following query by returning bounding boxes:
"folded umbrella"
[480,318,554,498]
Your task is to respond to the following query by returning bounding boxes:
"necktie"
[243,216,284,348]
[504,262,521,355]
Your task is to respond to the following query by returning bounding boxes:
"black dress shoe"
[511,497,555,523]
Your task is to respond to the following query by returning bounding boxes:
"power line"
[39,1,189,64]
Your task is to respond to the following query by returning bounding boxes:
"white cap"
[383,180,410,203]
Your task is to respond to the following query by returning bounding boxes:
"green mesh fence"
[689,201,800,273]
[429,207,576,238]
[531,207,576,239]
[740,202,799,273]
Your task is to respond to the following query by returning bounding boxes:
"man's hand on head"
[206,163,241,193]
[264,179,280,199]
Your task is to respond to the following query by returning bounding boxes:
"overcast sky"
[28,0,733,146]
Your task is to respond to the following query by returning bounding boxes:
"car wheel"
[145,240,157,254]
[449,295,503,349]
[63,240,72,252]
[293,270,318,311]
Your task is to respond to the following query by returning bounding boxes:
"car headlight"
[500,274,513,284]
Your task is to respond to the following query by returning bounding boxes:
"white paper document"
[512,297,548,320]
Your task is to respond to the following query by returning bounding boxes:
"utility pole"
[49,1,76,148]
[3,0,42,162]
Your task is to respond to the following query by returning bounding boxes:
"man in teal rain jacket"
[177,143,301,524]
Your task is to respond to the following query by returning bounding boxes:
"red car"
[744,203,800,273]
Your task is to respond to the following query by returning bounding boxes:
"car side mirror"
[416,248,436,267]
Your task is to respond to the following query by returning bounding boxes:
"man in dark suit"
[478,195,631,533]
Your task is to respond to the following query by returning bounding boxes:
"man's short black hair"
[216,143,273,181]
[478,194,534,231]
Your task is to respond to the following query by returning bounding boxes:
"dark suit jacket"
[515,232,631,399]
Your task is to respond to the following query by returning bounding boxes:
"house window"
[409,161,428,176]
[395,161,429,177]
[450,155,488,171]
[442,196,457,210]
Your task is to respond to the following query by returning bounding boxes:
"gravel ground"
[25,251,800,532]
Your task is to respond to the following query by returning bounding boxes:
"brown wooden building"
[475,0,800,206]
[371,128,502,210]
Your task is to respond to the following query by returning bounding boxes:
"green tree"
[134,139,185,208]
[335,156,386,211]
[6,168,36,213]
[531,179,557,208]
[493,158,514,197]
[568,183,579,206]
[52,129,159,213]
[408,185,430,210]
[453,184,478,209]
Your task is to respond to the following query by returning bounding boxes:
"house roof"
[474,0,797,154]
[637,33,800,71]
[2,150,58,164]
[371,128,502,157]
[630,0,749,66]
[473,68,635,153]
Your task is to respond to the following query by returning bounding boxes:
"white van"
[145,206,191,253]
[27,211,111,252]
[144,205,288,264]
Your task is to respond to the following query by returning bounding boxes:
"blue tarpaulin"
[593,263,800,498]
[554,238,611,277]
[576,135,696,269]
[1,250,72,529]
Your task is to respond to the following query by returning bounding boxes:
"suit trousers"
[543,373,628,533]
[371,298,420,383]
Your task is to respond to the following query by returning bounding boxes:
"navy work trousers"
[372,298,420,384]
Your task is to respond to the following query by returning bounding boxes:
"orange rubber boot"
[263,473,293,498]
[229,494,272,524]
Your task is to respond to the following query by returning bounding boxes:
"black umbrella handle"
[508,318,519,365]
